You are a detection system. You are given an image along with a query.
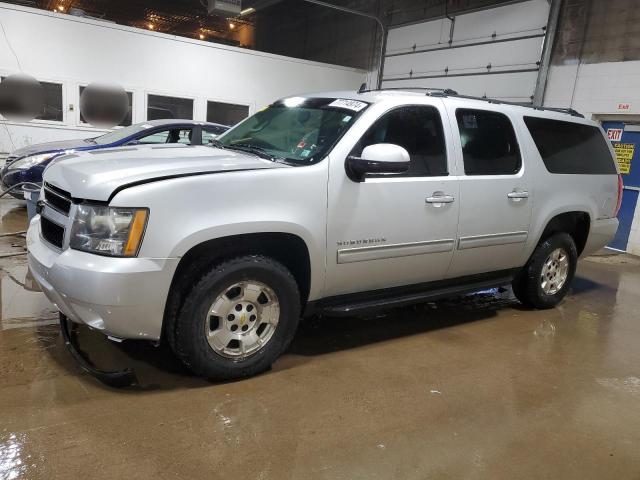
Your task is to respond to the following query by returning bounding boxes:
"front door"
[325,102,460,296]
[445,106,533,278]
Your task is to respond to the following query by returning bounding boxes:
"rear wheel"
[172,255,300,380]
[512,233,577,309]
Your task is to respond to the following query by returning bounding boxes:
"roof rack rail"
[357,85,458,97]
[448,94,584,117]
[355,85,584,117]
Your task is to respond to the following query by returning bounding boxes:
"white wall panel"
[382,71,539,103]
[0,4,366,153]
[384,36,543,79]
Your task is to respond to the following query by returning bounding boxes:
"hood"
[43,144,289,202]
[7,138,94,161]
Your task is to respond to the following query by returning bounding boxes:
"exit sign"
[617,103,631,111]
[607,128,623,142]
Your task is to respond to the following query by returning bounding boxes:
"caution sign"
[613,143,634,174]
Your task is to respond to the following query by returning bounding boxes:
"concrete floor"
[1,198,639,479]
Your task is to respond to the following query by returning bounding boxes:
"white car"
[27,88,620,382]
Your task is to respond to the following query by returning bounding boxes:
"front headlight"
[70,205,149,257]
[9,153,57,170]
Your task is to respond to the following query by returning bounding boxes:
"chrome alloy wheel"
[540,247,569,295]
[205,281,280,359]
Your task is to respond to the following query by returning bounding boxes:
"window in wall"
[0,77,63,122]
[523,116,616,175]
[456,109,521,175]
[135,128,194,144]
[351,105,448,177]
[147,94,193,120]
[207,101,249,126]
[79,86,132,126]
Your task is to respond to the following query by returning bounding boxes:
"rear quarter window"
[523,116,616,174]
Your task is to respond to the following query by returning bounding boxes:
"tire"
[512,233,577,309]
[172,255,301,380]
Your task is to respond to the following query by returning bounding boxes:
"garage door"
[381,0,550,103]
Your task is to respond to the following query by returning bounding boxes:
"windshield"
[92,123,160,145]
[217,97,368,164]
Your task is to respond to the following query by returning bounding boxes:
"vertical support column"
[533,0,562,107]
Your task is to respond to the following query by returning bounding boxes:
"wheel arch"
[163,232,312,341]
[536,211,591,257]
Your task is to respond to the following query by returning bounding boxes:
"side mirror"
[345,143,410,182]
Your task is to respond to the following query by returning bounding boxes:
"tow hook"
[59,313,138,387]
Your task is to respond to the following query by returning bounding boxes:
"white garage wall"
[0,3,366,154]
[381,0,549,102]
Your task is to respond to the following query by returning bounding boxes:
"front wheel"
[512,233,577,309]
[173,255,301,380]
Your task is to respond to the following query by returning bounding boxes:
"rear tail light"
[614,175,623,217]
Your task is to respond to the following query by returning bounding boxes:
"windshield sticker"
[300,150,311,158]
[328,99,367,112]
[342,115,352,122]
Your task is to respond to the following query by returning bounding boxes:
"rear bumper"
[581,217,619,257]
[27,216,179,340]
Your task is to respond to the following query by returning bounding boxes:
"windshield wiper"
[208,140,295,165]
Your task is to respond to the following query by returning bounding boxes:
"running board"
[311,274,515,317]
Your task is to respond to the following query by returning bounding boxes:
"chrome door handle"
[426,195,455,205]
[507,191,529,200]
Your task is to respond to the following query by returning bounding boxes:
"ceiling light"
[240,7,255,15]
[57,5,64,11]
[148,23,155,30]
[229,22,235,29]
[199,33,205,39]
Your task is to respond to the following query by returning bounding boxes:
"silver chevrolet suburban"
[27,88,621,381]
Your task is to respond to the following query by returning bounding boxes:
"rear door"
[445,105,533,278]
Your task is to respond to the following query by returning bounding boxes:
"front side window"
[351,105,448,177]
[456,109,521,175]
[136,128,193,144]
[147,94,193,120]
[202,126,228,144]
[218,97,367,164]
[523,116,616,174]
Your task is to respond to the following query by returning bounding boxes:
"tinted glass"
[524,116,616,174]
[147,94,193,120]
[352,105,448,177]
[79,86,132,126]
[218,97,366,164]
[456,109,521,175]
[207,101,249,126]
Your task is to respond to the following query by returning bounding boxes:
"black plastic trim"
[305,269,519,316]
[59,313,137,388]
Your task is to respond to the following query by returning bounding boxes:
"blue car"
[1,119,229,198]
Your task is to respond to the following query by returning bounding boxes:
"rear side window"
[456,109,521,175]
[352,105,448,177]
[523,116,616,174]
